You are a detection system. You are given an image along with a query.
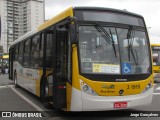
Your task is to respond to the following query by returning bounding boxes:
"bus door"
[9,48,13,80]
[52,26,68,109]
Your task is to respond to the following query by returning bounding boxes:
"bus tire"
[14,71,18,88]
[40,77,51,108]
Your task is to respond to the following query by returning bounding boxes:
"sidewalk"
[0,87,38,111]
[0,74,14,86]
[0,74,46,119]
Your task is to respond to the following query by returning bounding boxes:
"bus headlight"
[141,82,152,93]
[80,81,98,96]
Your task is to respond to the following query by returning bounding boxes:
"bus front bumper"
[81,87,153,111]
[70,87,153,111]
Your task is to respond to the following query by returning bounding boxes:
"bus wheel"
[14,71,18,88]
[40,78,51,108]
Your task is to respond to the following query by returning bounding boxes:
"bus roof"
[11,29,37,46]
[10,6,144,47]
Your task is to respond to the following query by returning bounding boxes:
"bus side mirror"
[70,24,77,44]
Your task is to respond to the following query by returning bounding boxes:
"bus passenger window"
[39,34,44,68]
[12,47,16,60]
[24,39,30,67]
[15,44,19,60]
[18,42,24,65]
[30,35,40,68]
[46,34,53,68]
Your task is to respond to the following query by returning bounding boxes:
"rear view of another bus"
[151,44,160,80]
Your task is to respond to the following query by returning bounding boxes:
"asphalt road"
[0,74,160,120]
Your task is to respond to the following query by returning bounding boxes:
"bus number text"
[127,84,140,89]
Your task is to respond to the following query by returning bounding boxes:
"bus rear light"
[80,80,98,96]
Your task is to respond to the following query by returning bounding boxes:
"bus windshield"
[78,25,150,75]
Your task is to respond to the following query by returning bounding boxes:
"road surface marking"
[11,87,44,111]
[156,87,160,90]
[0,86,8,89]
[0,85,14,89]
[11,87,51,117]
[153,93,160,95]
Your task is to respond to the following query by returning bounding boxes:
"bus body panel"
[17,74,36,94]
[13,61,52,97]
[81,87,153,111]
[79,75,153,96]
[69,84,153,111]
[66,82,72,111]
[70,87,83,111]
[13,61,40,95]
[72,45,81,90]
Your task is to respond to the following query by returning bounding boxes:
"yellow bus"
[3,54,9,65]
[151,44,160,80]
[0,54,9,72]
[9,7,153,111]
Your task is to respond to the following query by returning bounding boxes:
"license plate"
[114,102,127,108]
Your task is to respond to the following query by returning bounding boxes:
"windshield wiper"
[95,24,112,44]
[127,27,138,65]
[109,28,117,58]
[95,23,117,58]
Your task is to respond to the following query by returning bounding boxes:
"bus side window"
[13,46,16,61]
[46,33,52,68]
[24,39,30,67]
[15,44,19,61]
[30,35,40,68]
[39,33,43,68]
[18,42,24,65]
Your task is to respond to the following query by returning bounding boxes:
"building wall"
[29,1,44,31]
[0,0,8,53]
[0,0,44,53]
